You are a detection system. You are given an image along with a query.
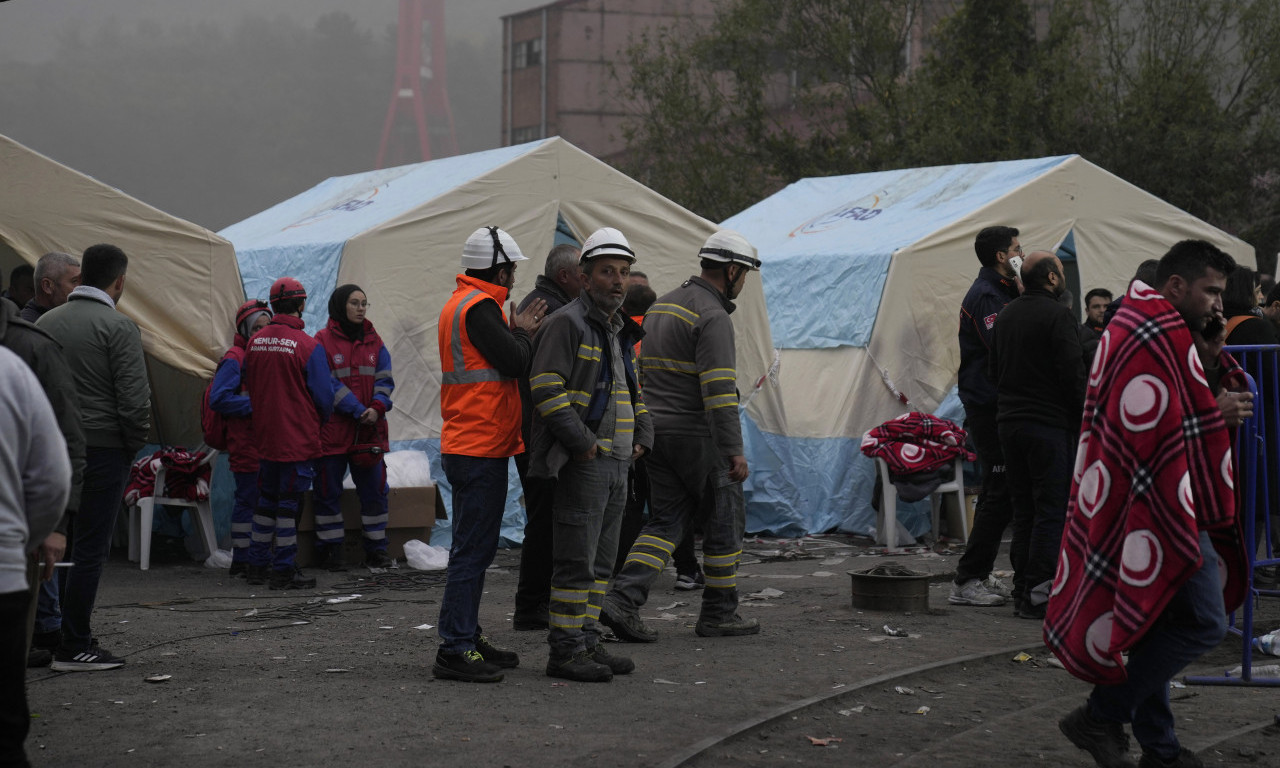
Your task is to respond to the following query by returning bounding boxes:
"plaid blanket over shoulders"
[1044,281,1247,685]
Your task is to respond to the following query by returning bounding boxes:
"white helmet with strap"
[699,229,760,270]
[579,227,637,265]
[461,226,529,270]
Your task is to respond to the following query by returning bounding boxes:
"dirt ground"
[23,536,1280,767]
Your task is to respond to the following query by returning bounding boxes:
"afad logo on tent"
[789,193,883,237]
[285,188,382,231]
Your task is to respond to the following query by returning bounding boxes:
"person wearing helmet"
[526,227,652,682]
[242,277,353,590]
[601,229,761,642]
[312,284,396,572]
[512,243,582,632]
[433,226,545,683]
[207,299,272,578]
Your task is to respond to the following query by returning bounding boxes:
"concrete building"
[501,0,716,159]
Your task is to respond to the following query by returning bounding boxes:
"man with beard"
[527,227,651,681]
[1051,240,1252,768]
[989,251,1086,620]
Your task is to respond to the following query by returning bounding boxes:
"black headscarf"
[328,283,366,340]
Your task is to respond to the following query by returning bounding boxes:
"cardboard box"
[295,486,437,567]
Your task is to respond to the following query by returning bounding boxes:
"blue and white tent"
[221,137,777,544]
[724,155,1252,539]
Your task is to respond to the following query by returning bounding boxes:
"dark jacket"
[518,274,575,448]
[989,288,1087,431]
[19,299,51,324]
[0,301,85,527]
[958,266,1019,408]
[1224,312,1280,347]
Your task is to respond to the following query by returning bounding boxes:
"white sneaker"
[949,579,1007,606]
[982,574,1013,599]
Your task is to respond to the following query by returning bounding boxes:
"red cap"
[235,299,271,328]
[269,276,307,304]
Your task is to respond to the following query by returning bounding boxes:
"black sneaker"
[588,643,635,674]
[51,644,126,672]
[674,572,705,591]
[228,561,249,578]
[512,603,549,631]
[1139,748,1203,768]
[269,567,317,590]
[546,650,613,682]
[27,648,53,668]
[364,549,393,570]
[318,545,348,572]
[474,634,519,668]
[245,564,268,586]
[432,649,504,683]
[1016,599,1047,620]
[1059,704,1136,768]
[600,603,658,642]
[695,614,760,637]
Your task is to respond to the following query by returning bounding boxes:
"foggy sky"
[0,0,538,229]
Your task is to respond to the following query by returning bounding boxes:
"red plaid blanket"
[1044,281,1247,684]
[860,412,975,474]
[124,448,212,505]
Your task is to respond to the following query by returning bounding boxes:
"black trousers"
[954,403,1013,584]
[514,452,555,617]
[1,589,31,768]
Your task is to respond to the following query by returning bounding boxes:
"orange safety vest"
[438,275,523,458]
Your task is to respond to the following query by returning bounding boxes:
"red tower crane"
[376,0,458,169]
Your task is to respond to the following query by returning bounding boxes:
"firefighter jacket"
[639,276,744,456]
[438,274,531,458]
[526,292,653,479]
[242,314,340,463]
[315,318,394,457]
[208,334,260,473]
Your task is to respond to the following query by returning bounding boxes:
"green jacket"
[37,288,151,453]
[0,300,85,523]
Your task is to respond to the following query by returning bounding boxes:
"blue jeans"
[1088,530,1228,759]
[312,454,390,553]
[437,454,509,654]
[61,446,131,652]
[35,577,60,634]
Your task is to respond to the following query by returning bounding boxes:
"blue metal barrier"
[1187,344,1280,686]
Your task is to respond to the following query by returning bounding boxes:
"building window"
[513,38,542,70]
[511,126,542,144]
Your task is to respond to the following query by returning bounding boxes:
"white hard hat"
[579,227,636,265]
[461,226,529,270]
[699,229,760,270]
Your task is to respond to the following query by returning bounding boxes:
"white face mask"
[1008,255,1024,275]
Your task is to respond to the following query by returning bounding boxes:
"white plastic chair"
[127,448,219,570]
[873,455,969,550]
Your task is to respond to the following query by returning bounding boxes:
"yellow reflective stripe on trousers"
[703,550,740,568]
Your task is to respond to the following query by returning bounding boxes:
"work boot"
[546,650,613,682]
[474,634,520,669]
[364,549,393,570]
[432,649,504,683]
[588,643,635,675]
[1016,599,1047,620]
[600,603,658,643]
[318,545,347,572]
[228,561,249,578]
[245,564,268,586]
[1059,704,1136,768]
[1138,748,1204,768]
[695,614,760,637]
[269,567,317,590]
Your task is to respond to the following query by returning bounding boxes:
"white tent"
[0,133,244,446]
[222,137,778,542]
[723,155,1253,538]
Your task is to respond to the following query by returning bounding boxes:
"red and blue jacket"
[315,318,394,457]
[243,314,352,463]
[208,334,259,473]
